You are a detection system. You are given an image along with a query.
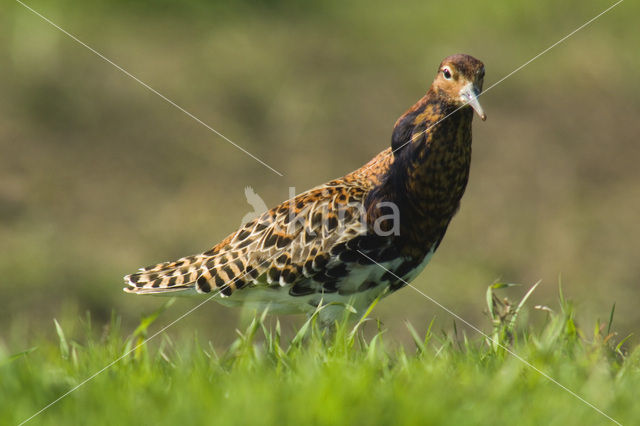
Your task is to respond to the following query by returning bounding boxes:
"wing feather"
[123,181,380,297]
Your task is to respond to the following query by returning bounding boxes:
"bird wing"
[123,178,394,297]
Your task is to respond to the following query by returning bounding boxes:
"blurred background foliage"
[1,0,639,348]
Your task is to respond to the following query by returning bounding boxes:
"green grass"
[2,287,639,425]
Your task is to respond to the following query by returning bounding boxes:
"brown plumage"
[124,54,486,325]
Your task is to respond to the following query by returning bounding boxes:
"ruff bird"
[124,54,486,325]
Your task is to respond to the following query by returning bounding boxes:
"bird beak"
[459,83,486,121]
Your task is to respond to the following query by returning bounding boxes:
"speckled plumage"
[124,54,486,324]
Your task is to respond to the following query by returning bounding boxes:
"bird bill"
[459,83,487,121]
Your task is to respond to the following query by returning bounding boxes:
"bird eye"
[442,67,452,80]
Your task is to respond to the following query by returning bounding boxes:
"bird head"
[432,54,486,121]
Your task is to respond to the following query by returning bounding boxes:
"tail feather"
[122,285,198,295]
[123,247,256,297]
[138,254,200,273]
[124,254,209,294]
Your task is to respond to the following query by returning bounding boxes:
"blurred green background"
[1,0,639,348]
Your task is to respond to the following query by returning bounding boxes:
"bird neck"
[365,90,474,255]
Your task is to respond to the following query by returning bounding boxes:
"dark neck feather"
[366,89,474,255]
